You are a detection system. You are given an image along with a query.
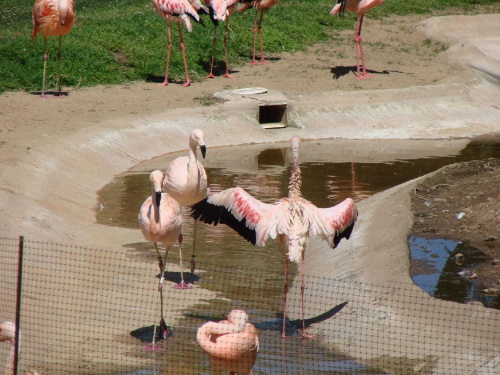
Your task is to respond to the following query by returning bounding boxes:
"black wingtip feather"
[333,221,355,248]
[191,198,257,245]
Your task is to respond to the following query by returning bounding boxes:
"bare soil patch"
[410,158,500,296]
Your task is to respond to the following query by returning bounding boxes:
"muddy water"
[96,137,500,374]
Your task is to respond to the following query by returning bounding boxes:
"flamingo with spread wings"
[191,136,358,338]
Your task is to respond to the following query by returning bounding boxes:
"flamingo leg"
[300,252,313,339]
[223,17,234,77]
[144,245,170,351]
[190,219,197,273]
[159,20,172,86]
[177,23,191,87]
[250,9,259,65]
[205,25,218,79]
[355,14,373,79]
[257,9,271,64]
[174,233,192,289]
[56,36,63,96]
[282,252,289,339]
[40,38,49,98]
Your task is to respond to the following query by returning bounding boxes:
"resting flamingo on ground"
[163,129,207,274]
[197,310,259,375]
[0,321,17,375]
[139,170,186,349]
[191,136,358,338]
[204,0,240,78]
[237,0,278,65]
[32,0,75,97]
[330,0,387,79]
[152,0,207,87]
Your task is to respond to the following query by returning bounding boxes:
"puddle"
[95,137,500,373]
[409,236,499,309]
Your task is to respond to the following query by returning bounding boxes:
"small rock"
[481,288,499,294]
[484,236,496,242]
[456,212,466,220]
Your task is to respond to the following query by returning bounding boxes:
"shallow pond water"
[96,137,500,374]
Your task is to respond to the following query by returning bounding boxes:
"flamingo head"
[191,129,206,159]
[149,170,164,207]
[0,321,16,343]
[226,310,249,331]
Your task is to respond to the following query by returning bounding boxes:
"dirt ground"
[410,158,500,294]
[0,12,477,159]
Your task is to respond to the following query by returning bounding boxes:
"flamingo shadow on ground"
[197,60,240,77]
[330,65,394,79]
[130,324,174,343]
[145,74,189,86]
[156,270,201,285]
[184,302,348,337]
[30,90,70,97]
[248,56,281,63]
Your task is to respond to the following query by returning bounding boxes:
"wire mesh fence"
[0,236,499,375]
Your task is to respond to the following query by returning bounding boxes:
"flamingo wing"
[191,187,273,245]
[154,0,200,21]
[312,198,358,248]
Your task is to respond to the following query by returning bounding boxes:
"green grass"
[0,0,498,93]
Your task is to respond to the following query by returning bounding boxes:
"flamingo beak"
[200,145,207,159]
[156,192,161,208]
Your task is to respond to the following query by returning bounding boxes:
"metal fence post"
[15,236,24,375]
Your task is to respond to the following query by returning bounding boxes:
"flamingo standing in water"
[237,0,278,65]
[163,129,207,275]
[0,321,17,375]
[191,136,358,338]
[139,170,187,349]
[197,310,259,375]
[151,0,207,87]
[330,0,387,79]
[204,0,241,78]
[32,0,75,97]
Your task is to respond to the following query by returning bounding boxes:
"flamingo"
[204,0,240,78]
[330,0,387,79]
[32,0,75,97]
[197,310,259,375]
[0,321,17,375]
[163,129,207,274]
[191,136,358,338]
[151,0,207,87]
[237,0,278,65]
[138,170,188,350]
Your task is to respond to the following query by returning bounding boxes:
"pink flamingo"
[191,136,358,338]
[330,0,387,79]
[237,0,278,65]
[152,0,207,87]
[138,170,186,350]
[163,129,207,274]
[0,321,17,375]
[197,310,259,375]
[204,0,240,78]
[32,0,75,97]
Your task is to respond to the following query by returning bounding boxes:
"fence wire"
[0,236,498,375]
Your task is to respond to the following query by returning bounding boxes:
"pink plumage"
[32,0,75,97]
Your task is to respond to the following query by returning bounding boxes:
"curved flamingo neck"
[186,139,199,190]
[288,138,302,199]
